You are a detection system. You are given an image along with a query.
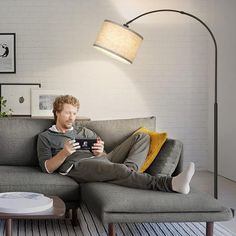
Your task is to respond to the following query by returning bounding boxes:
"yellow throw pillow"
[135,127,167,173]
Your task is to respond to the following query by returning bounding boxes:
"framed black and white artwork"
[0,33,16,73]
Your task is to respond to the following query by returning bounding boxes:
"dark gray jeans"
[68,133,173,192]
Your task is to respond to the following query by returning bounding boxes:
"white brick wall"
[0,0,211,169]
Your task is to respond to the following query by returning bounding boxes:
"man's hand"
[91,138,105,157]
[62,139,80,157]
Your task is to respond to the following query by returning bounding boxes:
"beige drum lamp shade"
[93,20,143,64]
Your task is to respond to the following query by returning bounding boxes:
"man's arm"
[44,140,73,173]
[37,134,80,173]
[45,140,76,173]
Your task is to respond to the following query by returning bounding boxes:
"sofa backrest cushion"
[0,116,156,166]
[0,118,54,166]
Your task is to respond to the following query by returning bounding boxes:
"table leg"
[6,218,12,236]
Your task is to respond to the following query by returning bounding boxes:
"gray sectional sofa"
[0,117,233,236]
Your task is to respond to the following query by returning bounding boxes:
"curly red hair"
[53,95,80,122]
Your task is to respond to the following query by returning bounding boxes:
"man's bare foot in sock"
[172,162,195,194]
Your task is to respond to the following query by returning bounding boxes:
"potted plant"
[0,96,13,117]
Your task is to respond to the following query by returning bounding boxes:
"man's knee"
[133,132,150,144]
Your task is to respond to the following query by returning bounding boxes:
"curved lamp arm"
[94,9,218,199]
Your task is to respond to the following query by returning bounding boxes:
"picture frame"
[31,89,64,117]
[0,33,16,73]
[0,83,41,116]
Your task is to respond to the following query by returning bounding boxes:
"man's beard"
[64,121,73,129]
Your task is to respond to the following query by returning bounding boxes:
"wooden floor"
[192,171,236,233]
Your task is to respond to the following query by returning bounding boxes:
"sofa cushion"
[134,127,167,173]
[0,118,53,166]
[146,139,183,176]
[0,166,79,202]
[81,182,226,214]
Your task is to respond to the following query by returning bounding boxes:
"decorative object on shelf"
[94,9,218,199]
[0,96,12,117]
[31,89,63,117]
[0,33,16,73]
[0,83,41,117]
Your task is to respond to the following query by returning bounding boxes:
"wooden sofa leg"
[206,222,214,236]
[108,223,115,236]
[71,208,79,226]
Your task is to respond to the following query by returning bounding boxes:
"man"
[37,95,195,194]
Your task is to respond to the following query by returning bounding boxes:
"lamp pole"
[123,9,218,199]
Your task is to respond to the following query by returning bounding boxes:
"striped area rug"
[0,203,235,236]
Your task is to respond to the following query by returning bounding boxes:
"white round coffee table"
[0,192,53,213]
[0,192,65,236]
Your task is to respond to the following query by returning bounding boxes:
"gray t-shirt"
[37,126,98,173]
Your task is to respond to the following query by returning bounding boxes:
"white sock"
[172,162,195,194]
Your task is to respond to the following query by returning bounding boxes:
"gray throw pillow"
[145,139,183,176]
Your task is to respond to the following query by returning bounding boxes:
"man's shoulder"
[38,129,62,138]
[38,129,52,140]
[38,129,50,136]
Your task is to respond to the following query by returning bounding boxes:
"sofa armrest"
[145,139,183,177]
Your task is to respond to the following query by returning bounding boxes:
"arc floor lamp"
[93,9,218,199]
